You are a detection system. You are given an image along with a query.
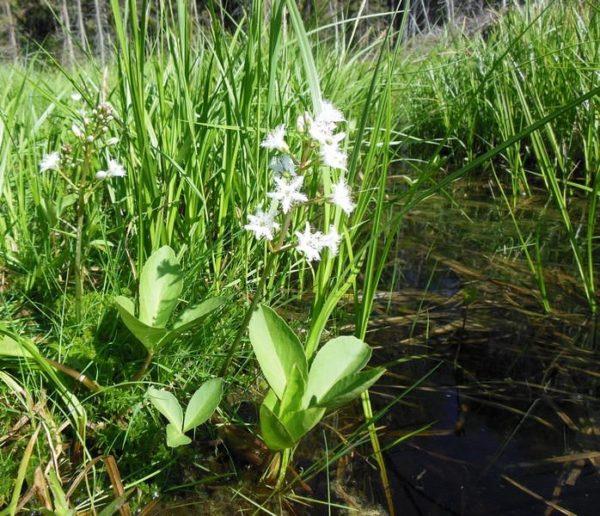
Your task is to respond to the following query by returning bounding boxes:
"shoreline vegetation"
[0,0,598,513]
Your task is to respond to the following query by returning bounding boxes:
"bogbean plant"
[249,306,385,485]
[38,93,124,319]
[222,99,385,483]
[146,379,223,448]
[115,245,225,379]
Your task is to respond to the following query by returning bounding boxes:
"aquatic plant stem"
[361,390,395,515]
[276,448,291,490]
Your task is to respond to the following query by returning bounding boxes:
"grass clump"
[0,0,598,513]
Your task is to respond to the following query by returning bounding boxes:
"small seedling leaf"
[183,378,223,432]
[279,364,306,415]
[147,387,183,429]
[166,423,192,448]
[139,246,183,328]
[249,305,307,399]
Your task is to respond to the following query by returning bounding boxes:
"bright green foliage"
[115,246,225,353]
[146,378,223,448]
[249,305,385,450]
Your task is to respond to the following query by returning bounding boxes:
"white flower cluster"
[39,96,125,181]
[245,99,355,262]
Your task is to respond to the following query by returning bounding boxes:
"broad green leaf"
[115,296,167,351]
[303,336,371,407]
[282,407,325,441]
[139,246,183,328]
[147,387,183,429]
[279,364,306,415]
[263,389,279,412]
[183,378,223,432]
[318,368,386,409]
[0,335,33,358]
[259,403,295,451]
[166,423,192,448]
[172,296,226,334]
[249,305,307,399]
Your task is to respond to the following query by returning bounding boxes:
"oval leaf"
[304,336,371,407]
[183,378,223,432]
[249,305,307,399]
[115,296,167,351]
[166,423,192,448]
[147,387,183,430]
[172,296,226,334]
[279,364,306,415]
[318,368,386,409]
[259,403,295,450]
[139,246,183,328]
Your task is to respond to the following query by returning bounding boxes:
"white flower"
[72,124,84,139]
[295,222,323,262]
[308,120,335,145]
[319,226,341,255]
[97,159,126,180]
[261,124,288,152]
[244,206,280,241]
[71,92,82,102]
[269,155,296,175]
[39,151,60,172]
[267,175,307,213]
[320,144,347,170]
[107,159,126,177]
[316,100,344,125]
[330,179,355,214]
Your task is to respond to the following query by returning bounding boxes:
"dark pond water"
[359,187,600,515]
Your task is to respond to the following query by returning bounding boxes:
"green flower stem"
[74,144,93,322]
[219,210,294,377]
